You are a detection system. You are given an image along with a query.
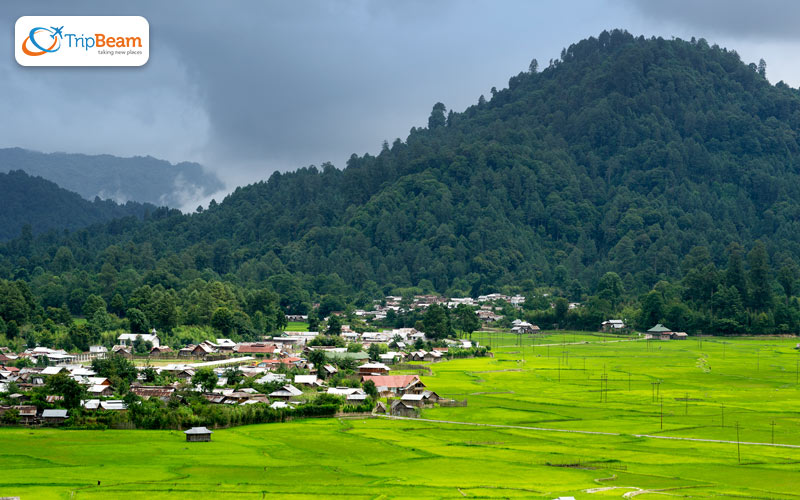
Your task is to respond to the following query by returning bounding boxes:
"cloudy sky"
[3,0,800,198]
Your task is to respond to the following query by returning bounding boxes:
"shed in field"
[184,427,213,442]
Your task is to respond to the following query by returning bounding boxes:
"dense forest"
[3,30,800,344]
[0,148,223,207]
[0,170,154,240]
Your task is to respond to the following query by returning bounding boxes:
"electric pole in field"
[721,403,724,428]
[771,420,776,445]
[736,421,741,464]
[660,396,663,430]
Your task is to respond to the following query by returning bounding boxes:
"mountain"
[0,148,224,208]
[0,170,154,241]
[4,30,800,329]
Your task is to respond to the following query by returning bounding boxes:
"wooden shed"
[184,426,213,442]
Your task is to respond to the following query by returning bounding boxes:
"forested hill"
[0,148,224,208]
[5,30,800,303]
[0,170,154,241]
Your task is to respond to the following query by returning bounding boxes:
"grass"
[3,333,800,498]
[285,322,310,331]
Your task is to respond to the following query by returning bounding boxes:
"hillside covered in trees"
[3,30,800,340]
[0,148,223,208]
[0,170,154,241]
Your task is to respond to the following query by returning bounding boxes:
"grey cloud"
[618,0,800,40]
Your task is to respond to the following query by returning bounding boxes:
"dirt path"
[374,415,800,449]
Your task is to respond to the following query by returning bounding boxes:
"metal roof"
[42,409,68,418]
[184,426,213,435]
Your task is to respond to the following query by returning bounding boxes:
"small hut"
[184,427,213,442]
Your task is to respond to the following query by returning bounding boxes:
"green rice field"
[3,332,800,499]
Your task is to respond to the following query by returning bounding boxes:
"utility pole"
[721,403,724,428]
[736,421,741,464]
[660,396,663,430]
[685,392,689,416]
[771,420,776,445]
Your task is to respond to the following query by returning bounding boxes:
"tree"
[598,272,624,311]
[92,354,138,386]
[453,304,480,338]
[725,243,748,305]
[554,297,569,325]
[368,343,382,361]
[326,315,342,336]
[6,320,19,340]
[422,304,450,340]
[132,335,151,355]
[639,291,664,328]
[47,372,85,409]
[307,349,327,373]
[529,58,539,73]
[82,294,107,318]
[192,368,218,393]
[748,241,772,311]
[758,58,767,77]
[211,307,234,335]
[308,310,320,331]
[428,102,446,129]
[778,264,798,302]
[127,308,149,334]
[362,379,378,399]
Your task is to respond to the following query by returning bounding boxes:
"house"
[269,384,303,400]
[234,343,277,356]
[294,375,323,387]
[41,409,68,424]
[361,375,425,396]
[15,405,37,424]
[215,339,237,352]
[131,385,176,401]
[86,377,111,386]
[100,400,127,411]
[149,346,173,358]
[41,366,66,376]
[184,427,212,442]
[178,345,196,358]
[374,401,387,414]
[111,345,132,358]
[322,364,338,376]
[358,362,390,376]
[647,324,674,340]
[190,343,216,358]
[511,321,539,334]
[400,393,425,407]
[88,384,114,397]
[117,333,160,348]
[389,399,417,417]
[89,345,108,354]
[379,352,405,364]
[673,332,689,340]
[601,320,626,332]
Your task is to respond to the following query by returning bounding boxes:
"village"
[0,320,485,428]
[0,292,695,430]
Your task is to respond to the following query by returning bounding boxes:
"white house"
[117,333,160,348]
[601,319,626,331]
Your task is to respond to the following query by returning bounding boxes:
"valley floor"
[2,333,800,499]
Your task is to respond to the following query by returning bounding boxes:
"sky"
[3,0,800,205]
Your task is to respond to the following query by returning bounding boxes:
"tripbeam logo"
[15,16,149,67]
[21,26,63,56]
